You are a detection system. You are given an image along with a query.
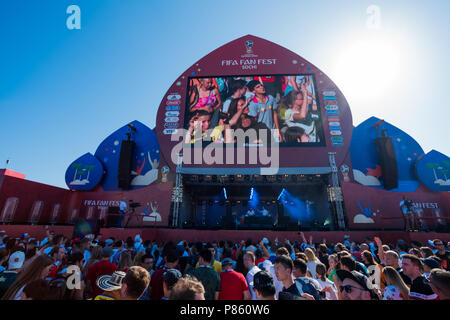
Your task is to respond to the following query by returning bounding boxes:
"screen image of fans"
[185,75,325,147]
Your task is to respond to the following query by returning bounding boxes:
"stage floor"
[2,224,450,244]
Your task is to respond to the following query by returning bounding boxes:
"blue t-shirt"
[248,95,278,129]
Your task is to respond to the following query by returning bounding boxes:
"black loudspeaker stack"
[118,140,136,189]
[375,136,398,190]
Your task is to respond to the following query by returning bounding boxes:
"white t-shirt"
[246,265,261,300]
[307,260,320,278]
[261,209,268,216]
[119,201,127,212]
[267,263,285,299]
[316,278,337,300]
[383,285,404,300]
[283,109,317,141]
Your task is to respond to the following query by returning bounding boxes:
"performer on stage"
[117,197,127,228]
[245,207,256,217]
[400,196,415,232]
[260,206,269,217]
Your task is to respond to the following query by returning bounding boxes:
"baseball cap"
[246,245,256,253]
[105,239,114,246]
[102,246,114,258]
[163,268,182,288]
[97,271,126,292]
[221,258,234,267]
[336,270,378,298]
[9,251,25,270]
[422,258,440,270]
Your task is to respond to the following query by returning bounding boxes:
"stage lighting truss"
[327,186,343,202]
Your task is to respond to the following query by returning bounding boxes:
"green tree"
[71,163,83,181]
[426,163,440,181]
[439,168,449,181]
[84,165,95,182]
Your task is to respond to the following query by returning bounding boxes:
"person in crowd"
[421,257,441,279]
[189,248,221,300]
[118,250,133,272]
[47,246,66,280]
[195,243,222,273]
[150,250,179,300]
[189,78,222,114]
[361,250,386,290]
[111,240,126,264]
[432,239,450,270]
[327,254,339,282]
[315,262,338,300]
[120,266,150,300]
[335,269,381,300]
[243,251,261,300]
[428,268,450,300]
[318,244,330,270]
[218,258,250,300]
[0,251,25,298]
[139,254,154,276]
[382,266,410,300]
[304,247,320,278]
[86,246,117,299]
[83,245,102,279]
[400,254,438,300]
[92,271,126,300]
[420,247,434,259]
[20,279,49,300]
[374,237,411,285]
[162,268,182,300]
[169,275,206,300]
[253,271,276,300]
[2,254,53,300]
[291,258,323,300]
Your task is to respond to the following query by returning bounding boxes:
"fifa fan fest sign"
[154,34,354,171]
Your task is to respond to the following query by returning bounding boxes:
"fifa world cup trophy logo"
[161,166,169,183]
[340,164,350,182]
[245,40,253,54]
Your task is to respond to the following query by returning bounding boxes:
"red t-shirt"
[149,267,167,301]
[255,258,266,267]
[86,259,117,298]
[218,270,249,300]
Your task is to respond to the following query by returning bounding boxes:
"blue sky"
[0,0,449,188]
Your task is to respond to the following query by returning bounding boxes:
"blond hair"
[382,266,409,300]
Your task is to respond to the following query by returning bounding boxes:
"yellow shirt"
[195,260,222,273]
[90,295,115,300]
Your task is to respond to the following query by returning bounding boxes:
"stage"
[2,224,450,245]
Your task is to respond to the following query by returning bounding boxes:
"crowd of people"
[186,76,322,145]
[0,227,449,300]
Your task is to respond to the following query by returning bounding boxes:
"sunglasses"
[339,285,365,294]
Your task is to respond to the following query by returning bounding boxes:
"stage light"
[250,187,254,200]
[223,187,227,200]
[277,188,286,201]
